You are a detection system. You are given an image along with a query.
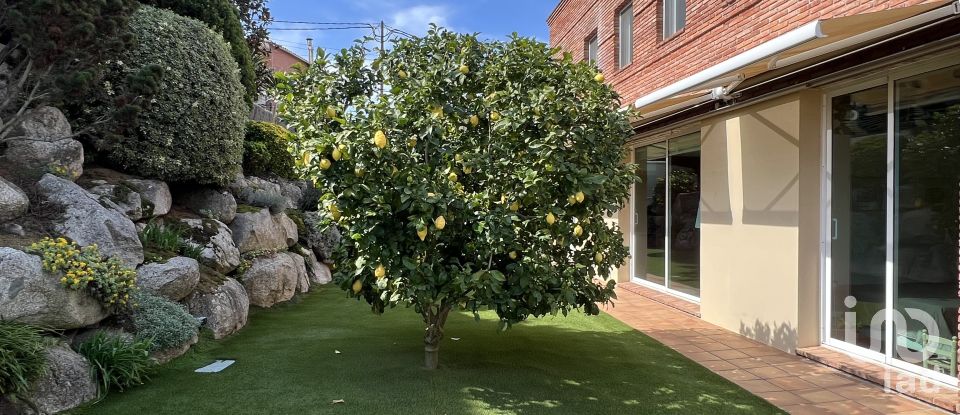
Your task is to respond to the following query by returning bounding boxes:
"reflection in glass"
[668,134,701,297]
[893,65,960,376]
[829,85,888,349]
[635,144,667,286]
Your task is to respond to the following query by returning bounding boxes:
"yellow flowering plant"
[27,237,138,310]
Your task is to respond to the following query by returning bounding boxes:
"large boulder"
[229,208,297,253]
[290,252,310,294]
[124,178,171,217]
[152,333,198,364]
[180,218,240,274]
[137,256,200,301]
[180,187,237,224]
[239,252,302,307]
[0,176,28,221]
[185,278,248,339]
[294,245,331,285]
[0,106,83,182]
[20,343,98,415]
[37,174,143,267]
[86,182,143,221]
[229,175,289,211]
[302,211,341,262]
[0,248,107,329]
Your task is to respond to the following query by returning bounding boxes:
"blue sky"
[267,0,556,60]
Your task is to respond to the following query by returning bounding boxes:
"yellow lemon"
[352,279,362,293]
[354,168,365,177]
[546,212,556,225]
[573,224,583,237]
[374,264,386,279]
[509,201,520,212]
[332,147,343,161]
[595,252,604,263]
[448,172,458,182]
[407,137,417,148]
[373,130,388,149]
[329,204,341,220]
[434,215,446,230]
[567,195,577,205]
[595,73,605,83]
[430,105,444,118]
[398,69,408,79]
[463,166,472,174]
[508,251,517,260]
[417,227,428,241]
[490,111,501,122]
[575,191,585,203]
[459,64,469,74]
[319,158,332,170]
[469,114,479,127]
[326,105,337,118]
[301,151,313,166]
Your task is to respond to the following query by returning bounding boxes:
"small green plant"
[243,121,297,179]
[130,292,200,352]
[76,332,153,395]
[139,222,202,261]
[27,237,137,309]
[235,249,276,276]
[0,321,47,402]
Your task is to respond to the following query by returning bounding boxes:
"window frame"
[661,0,686,40]
[617,3,634,69]
[584,31,599,64]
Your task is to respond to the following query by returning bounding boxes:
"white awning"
[634,1,959,118]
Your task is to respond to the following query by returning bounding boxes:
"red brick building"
[264,41,308,73]
[550,0,960,409]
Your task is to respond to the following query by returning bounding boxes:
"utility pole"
[306,37,313,63]
[379,21,385,59]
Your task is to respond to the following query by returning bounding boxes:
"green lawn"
[73,287,782,415]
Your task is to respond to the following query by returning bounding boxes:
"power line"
[270,26,373,31]
[271,20,374,26]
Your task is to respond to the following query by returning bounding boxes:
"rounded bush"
[107,6,247,186]
[130,292,200,352]
[243,121,297,179]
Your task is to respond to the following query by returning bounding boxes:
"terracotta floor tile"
[812,400,883,414]
[697,342,732,352]
[716,369,760,381]
[728,357,771,369]
[681,351,721,361]
[741,346,787,357]
[735,379,783,393]
[712,349,750,360]
[798,373,858,388]
[701,360,738,371]
[793,389,847,404]
[747,366,792,379]
[768,377,819,391]
[856,396,931,413]
[756,390,809,406]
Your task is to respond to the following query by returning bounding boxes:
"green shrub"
[0,321,47,401]
[27,237,138,310]
[139,221,201,262]
[76,332,153,395]
[243,121,297,179]
[139,0,256,104]
[130,292,199,352]
[102,6,247,186]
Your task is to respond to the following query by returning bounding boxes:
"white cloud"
[390,5,450,35]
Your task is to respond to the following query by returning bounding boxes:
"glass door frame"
[629,128,701,303]
[821,52,960,387]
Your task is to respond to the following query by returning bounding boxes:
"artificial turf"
[73,286,784,415]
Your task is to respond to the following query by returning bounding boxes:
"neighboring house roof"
[266,41,308,72]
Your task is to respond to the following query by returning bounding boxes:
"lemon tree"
[275,27,635,369]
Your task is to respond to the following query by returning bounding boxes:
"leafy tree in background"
[230,0,273,93]
[276,28,635,369]
[140,0,256,104]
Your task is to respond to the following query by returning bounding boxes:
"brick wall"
[547,0,933,106]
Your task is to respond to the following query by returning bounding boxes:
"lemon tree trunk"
[422,305,452,370]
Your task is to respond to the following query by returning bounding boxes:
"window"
[585,33,598,64]
[662,0,686,39]
[618,4,633,68]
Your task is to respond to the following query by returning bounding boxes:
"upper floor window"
[585,33,598,64]
[618,4,633,68]
[662,0,686,39]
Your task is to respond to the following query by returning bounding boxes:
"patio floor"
[605,283,950,414]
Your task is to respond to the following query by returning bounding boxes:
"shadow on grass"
[70,287,783,415]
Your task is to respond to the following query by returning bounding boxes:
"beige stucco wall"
[698,90,822,353]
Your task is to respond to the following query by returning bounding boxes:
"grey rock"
[302,211,341,262]
[240,253,300,307]
[180,187,237,224]
[0,176,28,221]
[71,328,135,350]
[37,174,143,267]
[20,343,98,415]
[1,106,83,182]
[151,333,198,364]
[289,252,310,294]
[137,257,200,301]
[124,179,171,217]
[0,248,107,329]
[180,218,240,274]
[294,245,331,285]
[230,175,289,211]
[229,208,296,253]
[185,278,248,339]
[1,223,25,236]
[87,182,143,221]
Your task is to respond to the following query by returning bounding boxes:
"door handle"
[832,218,838,240]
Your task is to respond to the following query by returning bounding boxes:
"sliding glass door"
[634,133,701,299]
[825,62,960,383]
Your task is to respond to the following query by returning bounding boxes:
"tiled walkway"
[604,284,949,414]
